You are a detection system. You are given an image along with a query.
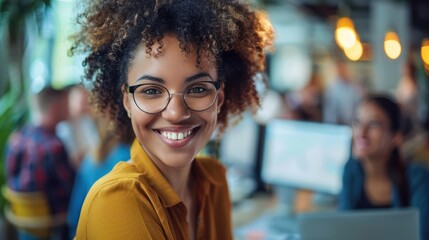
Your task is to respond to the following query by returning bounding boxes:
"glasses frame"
[125,81,221,114]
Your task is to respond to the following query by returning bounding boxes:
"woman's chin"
[353,148,369,159]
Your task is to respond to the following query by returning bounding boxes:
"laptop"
[298,208,420,240]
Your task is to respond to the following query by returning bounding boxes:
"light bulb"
[384,31,401,60]
[335,17,357,49]
[421,39,429,65]
[344,40,363,61]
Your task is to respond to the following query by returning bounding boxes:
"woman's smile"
[155,126,200,148]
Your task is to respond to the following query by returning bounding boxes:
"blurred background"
[1,0,429,239]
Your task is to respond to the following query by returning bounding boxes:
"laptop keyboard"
[234,212,301,240]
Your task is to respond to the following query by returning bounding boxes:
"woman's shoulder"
[343,158,363,173]
[77,162,165,239]
[407,162,429,182]
[87,162,153,198]
[406,163,429,197]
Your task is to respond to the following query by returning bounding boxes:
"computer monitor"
[261,119,352,195]
[219,112,260,169]
[219,112,262,203]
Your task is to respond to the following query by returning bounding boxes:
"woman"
[69,0,274,239]
[339,94,429,240]
[67,113,133,238]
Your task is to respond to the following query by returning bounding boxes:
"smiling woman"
[68,0,274,239]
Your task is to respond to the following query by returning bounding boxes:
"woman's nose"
[353,124,368,137]
[161,94,191,122]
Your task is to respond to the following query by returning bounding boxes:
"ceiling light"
[384,31,401,60]
[335,17,358,49]
[421,38,429,65]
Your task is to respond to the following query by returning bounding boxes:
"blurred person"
[394,58,428,165]
[57,84,98,169]
[396,58,419,137]
[323,58,364,125]
[4,85,76,240]
[339,94,429,240]
[69,0,274,239]
[67,115,134,238]
[289,65,324,122]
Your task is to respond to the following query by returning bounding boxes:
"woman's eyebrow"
[136,75,165,83]
[136,72,213,84]
[185,73,213,83]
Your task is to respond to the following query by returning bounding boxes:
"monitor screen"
[219,112,262,203]
[220,111,260,172]
[261,119,352,195]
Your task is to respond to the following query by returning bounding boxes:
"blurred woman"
[67,115,133,238]
[339,94,429,239]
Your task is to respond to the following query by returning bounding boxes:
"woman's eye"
[142,88,161,95]
[368,122,381,128]
[188,86,206,94]
[136,85,165,97]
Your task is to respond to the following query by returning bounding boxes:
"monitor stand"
[267,186,299,234]
[312,192,337,211]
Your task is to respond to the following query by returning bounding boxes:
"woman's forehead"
[128,38,217,84]
[357,102,390,122]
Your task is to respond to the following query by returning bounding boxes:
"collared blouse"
[75,140,232,240]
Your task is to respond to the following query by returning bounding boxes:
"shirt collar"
[130,140,181,207]
[193,156,225,186]
[130,139,225,207]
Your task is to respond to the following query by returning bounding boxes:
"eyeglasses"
[125,81,221,114]
[352,120,386,131]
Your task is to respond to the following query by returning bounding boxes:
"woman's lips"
[155,127,198,148]
[354,138,369,149]
[160,129,193,140]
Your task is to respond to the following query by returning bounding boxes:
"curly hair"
[69,0,274,139]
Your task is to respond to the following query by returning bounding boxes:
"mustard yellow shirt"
[75,140,232,240]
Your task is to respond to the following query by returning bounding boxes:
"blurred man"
[5,85,76,239]
[323,58,364,125]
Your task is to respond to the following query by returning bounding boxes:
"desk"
[232,193,276,228]
[232,189,336,240]
[232,190,316,227]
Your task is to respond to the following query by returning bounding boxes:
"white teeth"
[160,130,193,140]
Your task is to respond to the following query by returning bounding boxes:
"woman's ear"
[122,85,131,115]
[392,132,403,147]
[217,83,225,111]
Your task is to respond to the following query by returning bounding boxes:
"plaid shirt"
[5,124,76,215]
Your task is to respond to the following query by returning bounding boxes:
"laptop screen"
[261,119,352,195]
[298,208,420,240]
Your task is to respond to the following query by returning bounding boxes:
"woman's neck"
[361,156,390,178]
[38,118,58,134]
[161,163,193,199]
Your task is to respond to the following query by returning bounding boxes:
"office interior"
[1,0,429,239]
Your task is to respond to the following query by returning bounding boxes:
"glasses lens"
[184,82,218,111]
[132,84,169,113]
